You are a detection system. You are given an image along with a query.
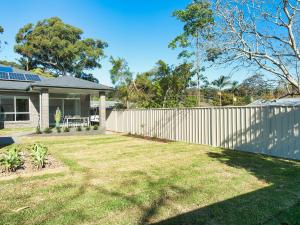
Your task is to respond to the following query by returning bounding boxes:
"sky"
[0,0,251,86]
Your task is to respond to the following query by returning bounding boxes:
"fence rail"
[106,106,300,160]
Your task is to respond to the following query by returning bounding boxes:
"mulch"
[0,152,63,178]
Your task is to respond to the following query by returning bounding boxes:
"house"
[0,65,112,129]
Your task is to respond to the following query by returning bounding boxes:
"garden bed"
[31,128,106,136]
[0,151,64,178]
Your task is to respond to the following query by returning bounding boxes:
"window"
[0,96,30,121]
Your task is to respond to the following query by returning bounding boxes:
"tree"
[239,74,275,99]
[15,17,107,76]
[109,57,133,108]
[169,0,214,106]
[212,75,231,106]
[209,0,300,94]
[230,81,239,105]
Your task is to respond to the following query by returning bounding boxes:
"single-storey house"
[0,65,112,129]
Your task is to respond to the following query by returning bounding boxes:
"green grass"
[0,127,34,136]
[1,134,300,225]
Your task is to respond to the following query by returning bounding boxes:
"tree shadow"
[150,149,300,225]
[0,137,14,148]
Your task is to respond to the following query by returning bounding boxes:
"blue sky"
[0,0,250,85]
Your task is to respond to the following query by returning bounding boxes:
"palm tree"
[230,81,239,105]
[212,75,231,106]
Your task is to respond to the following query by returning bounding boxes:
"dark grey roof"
[0,64,112,92]
[0,80,31,91]
[31,76,113,91]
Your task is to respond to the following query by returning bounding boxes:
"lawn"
[1,134,300,225]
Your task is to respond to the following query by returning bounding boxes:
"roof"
[0,65,113,92]
[31,76,113,91]
[248,98,300,106]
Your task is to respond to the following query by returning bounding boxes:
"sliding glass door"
[49,95,81,125]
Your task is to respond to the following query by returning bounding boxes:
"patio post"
[99,92,106,131]
[40,89,49,129]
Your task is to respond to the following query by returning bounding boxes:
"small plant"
[31,143,48,169]
[76,126,82,132]
[63,127,70,132]
[36,126,42,134]
[93,125,99,130]
[43,127,52,134]
[0,147,23,172]
[56,127,61,133]
[85,126,91,131]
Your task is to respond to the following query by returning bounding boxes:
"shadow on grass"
[0,137,14,148]
[150,149,300,225]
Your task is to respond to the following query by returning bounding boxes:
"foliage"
[63,127,70,133]
[75,72,99,83]
[43,127,52,134]
[0,60,23,69]
[85,126,91,131]
[35,126,42,134]
[111,60,197,108]
[0,147,23,172]
[76,126,82,132]
[30,68,55,78]
[109,57,133,108]
[93,125,99,130]
[170,0,214,105]
[31,143,48,169]
[15,17,107,76]
[56,127,62,133]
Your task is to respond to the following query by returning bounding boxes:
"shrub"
[85,126,91,131]
[76,126,82,132]
[31,143,48,169]
[43,127,52,134]
[63,127,70,132]
[36,126,42,134]
[0,147,23,172]
[93,125,99,130]
[56,127,61,133]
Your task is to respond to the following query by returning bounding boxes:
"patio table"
[63,116,90,127]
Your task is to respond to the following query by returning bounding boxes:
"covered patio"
[30,76,112,130]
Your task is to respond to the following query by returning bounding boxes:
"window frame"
[0,95,30,122]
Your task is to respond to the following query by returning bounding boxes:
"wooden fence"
[106,106,300,160]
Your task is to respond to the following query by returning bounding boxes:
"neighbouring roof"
[248,98,300,106]
[0,65,112,92]
[90,100,121,108]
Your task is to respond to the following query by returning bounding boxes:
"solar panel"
[0,66,13,73]
[0,72,9,80]
[9,73,26,81]
[25,74,41,81]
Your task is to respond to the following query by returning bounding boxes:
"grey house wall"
[106,107,300,161]
[0,92,39,129]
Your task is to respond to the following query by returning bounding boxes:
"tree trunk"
[195,32,201,107]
